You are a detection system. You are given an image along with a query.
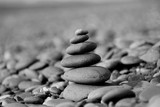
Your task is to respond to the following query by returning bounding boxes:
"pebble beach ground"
[1,0,160,107]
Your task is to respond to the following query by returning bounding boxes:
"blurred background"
[0,0,160,55]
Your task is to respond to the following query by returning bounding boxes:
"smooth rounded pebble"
[27,104,48,107]
[29,61,48,71]
[62,84,104,101]
[115,98,136,107]
[96,59,120,70]
[70,35,89,44]
[15,52,36,70]
[139,46,160,63]
[87,85,131,101]
[84,103,99,107]
[62,66,110,84]
[148,95,160,107]
[4,103,27,107]
[55,102,75,107]
[18,81,40,90]
[40,66,64,78]
[75,29,88,35]
[24,96,44,104]
[101,88,135,104]
[0,69,10,83]
[43,98,72,107]
[19,69,38,80]
[66,41,97,55]
[61,53,101,68]
[2,75,23,88]
[121,56,141,65]
[139,85,160,102]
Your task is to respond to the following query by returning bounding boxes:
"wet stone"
[61,53,101,68]
[32,86,49,95]
[62,66,110,84]
[50,81,67,90]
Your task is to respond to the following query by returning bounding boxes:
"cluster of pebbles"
[1,29,160,107]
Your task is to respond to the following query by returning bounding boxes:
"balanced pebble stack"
[60,29,111,101]
[61,29,111,84]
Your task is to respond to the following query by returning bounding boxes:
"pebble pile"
[1,29,160,107]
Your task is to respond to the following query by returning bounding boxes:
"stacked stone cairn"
[60,29,111,101]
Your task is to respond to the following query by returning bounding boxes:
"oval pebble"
[75,29,88,35]
[15,52,36,71]
[87,85,131,101]
[66,41,97,55]
[0,85,6,94]
[62,66,110,84]
[96,59,120,70]
[148,95,160,107]
[18,81,41,90]
[115,98,136,107]
[4,103,27,107]
[84,103,99,107]
[139,85,160,102]
[139,46,160,63]
[70,35,89,44]
[2,75,23,88]
[61,53,101,68]
[27,104,48,107]
[121,56,141,65]
[101,88,135,104]
[14,92,33,100]
[43,98,72,107]
[55,102,75,107]
[0,69,10,83]
[19,69,38,80]
[29,61,48,71]
[40,66,64,78]
[62,84,104,101]
[24,96,44,104]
